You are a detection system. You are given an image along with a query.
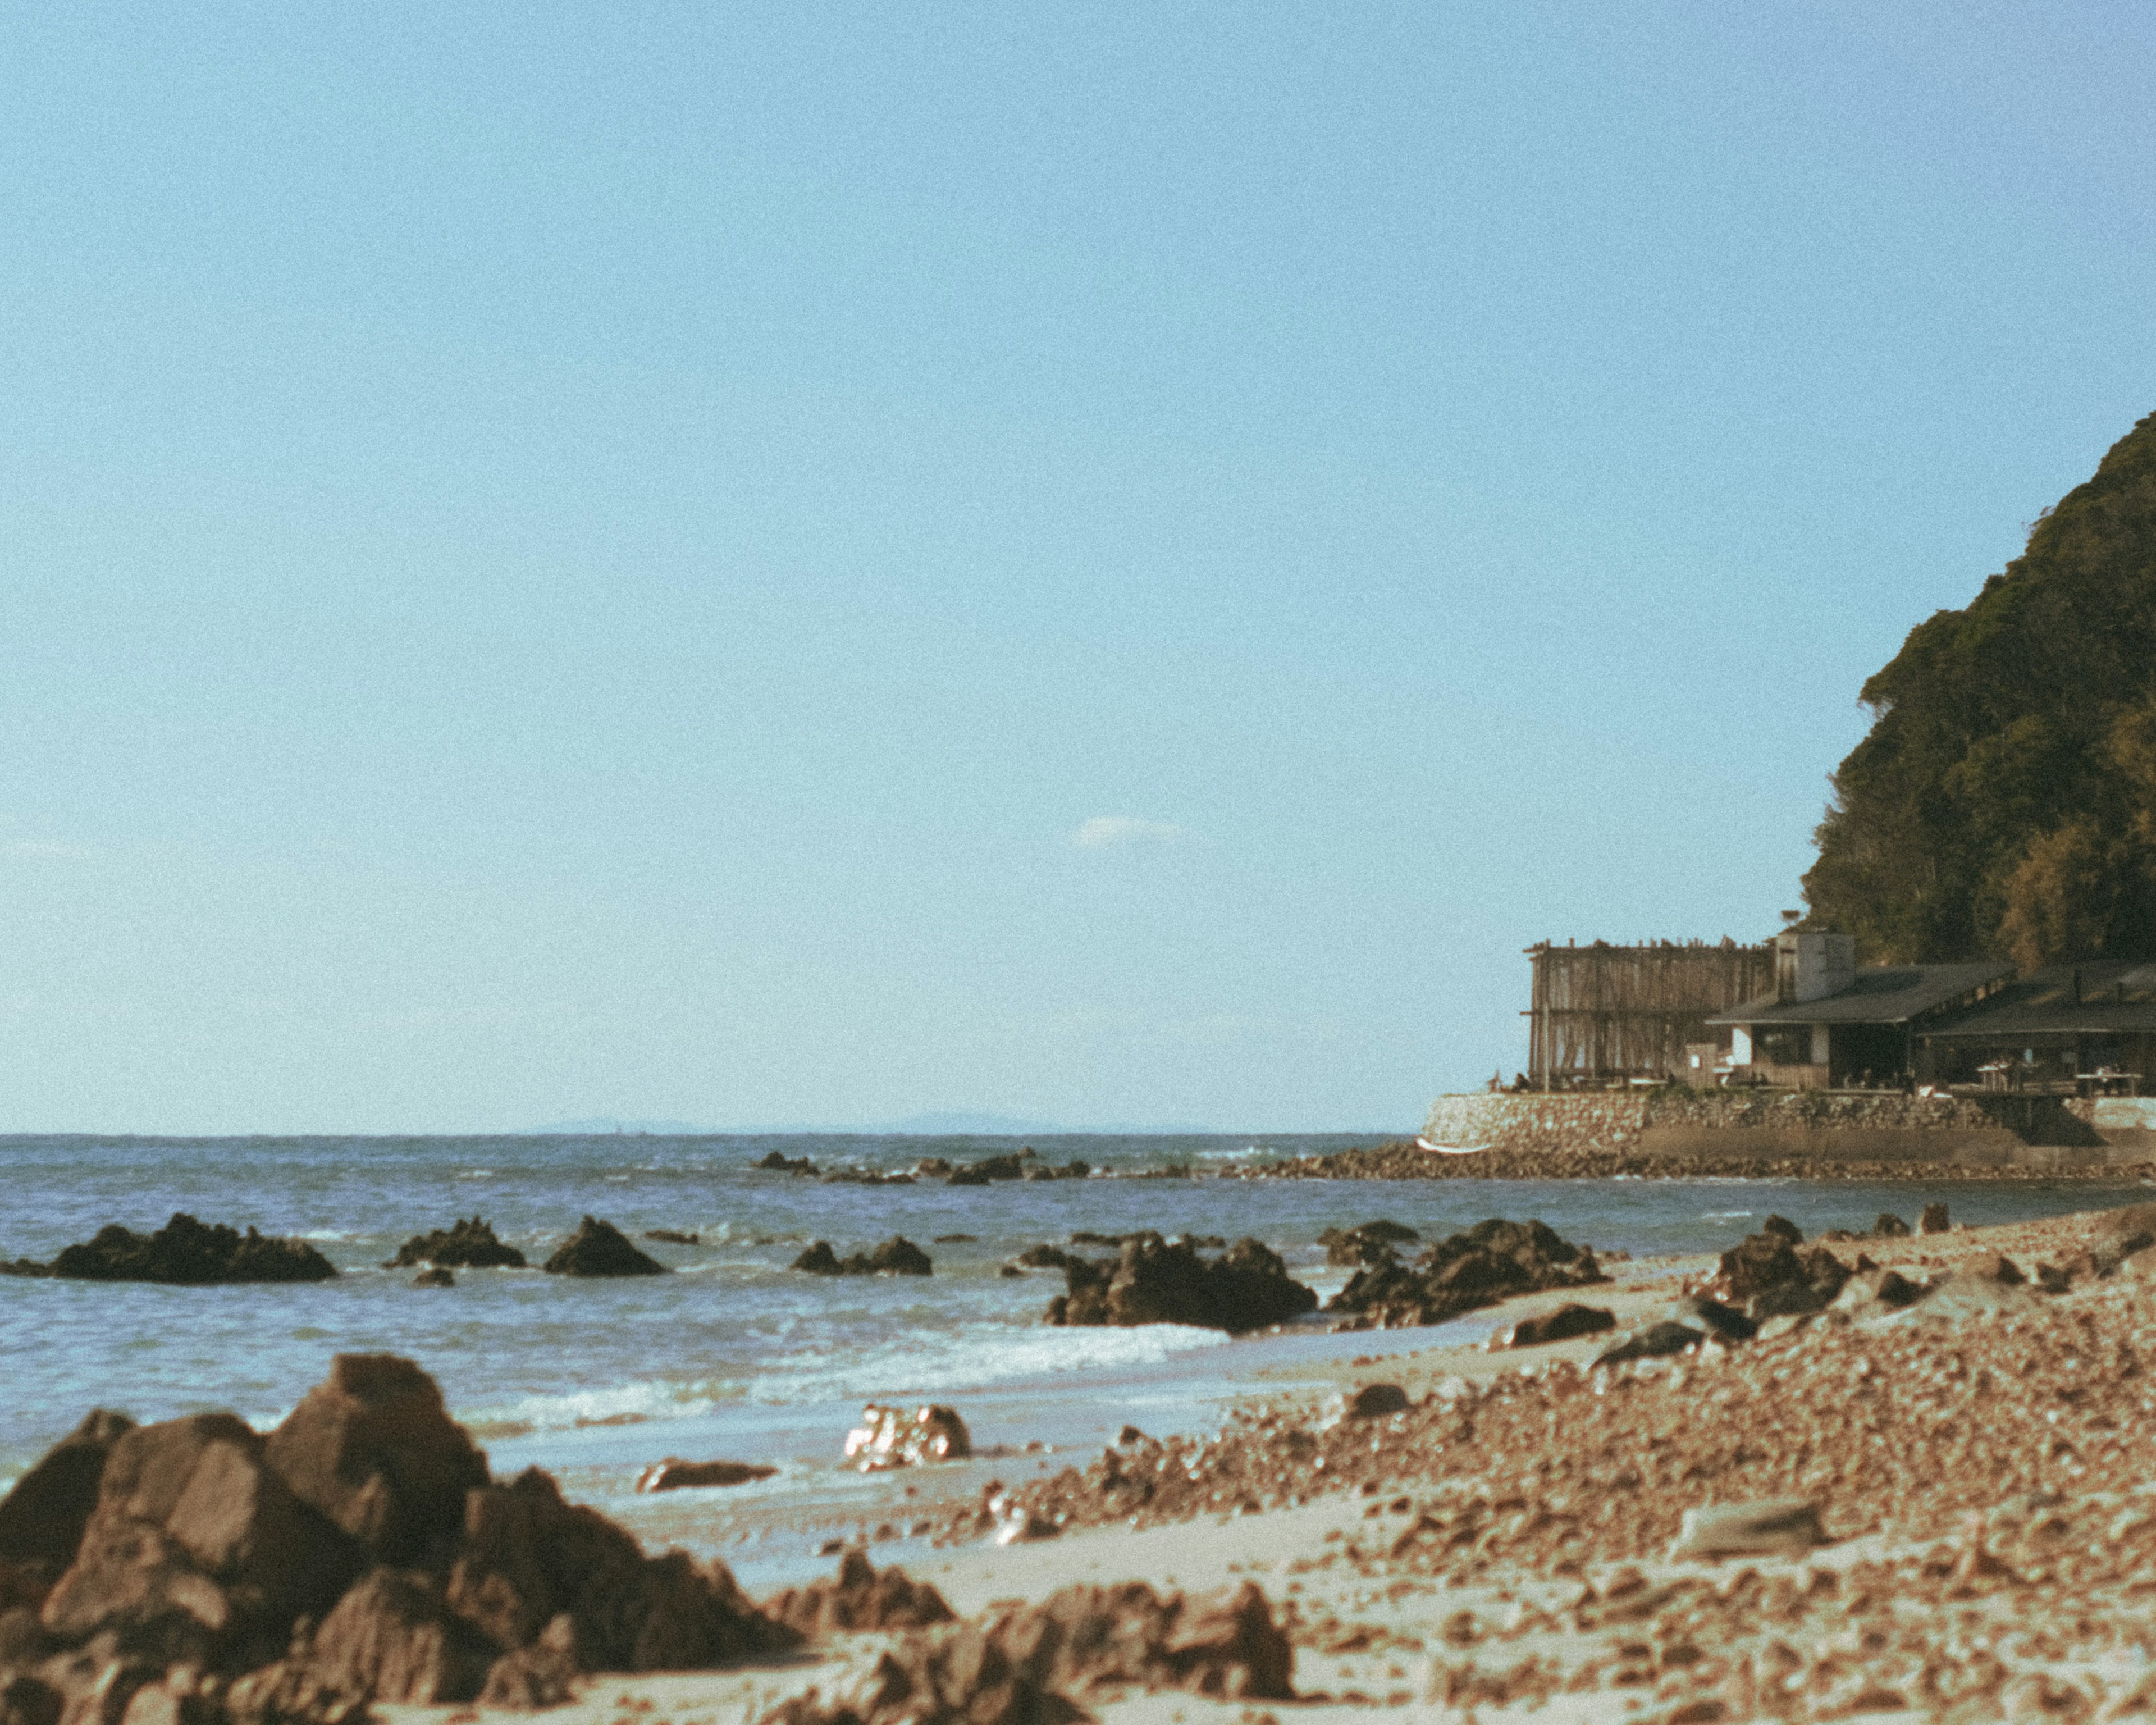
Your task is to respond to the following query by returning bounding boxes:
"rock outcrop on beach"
[542,1216,669,1277]
[5,1213,339,1284]
[791,1238,934,1276]
[1715,1215,1851,1317]
[0,1354,798,1723]
[756,1151,817,1175]
[635,1459,778,1493]
[1044,1234,1316,1334]
[1325,1217,1604,1328]
[1501,1302,1615,1347]
[843,1405,970,1470]
[762,1551,956,1637]
[384,1216,527,1270]
[762,1577,1292,1725]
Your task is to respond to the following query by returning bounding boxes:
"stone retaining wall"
[1420,1090,2156,1171]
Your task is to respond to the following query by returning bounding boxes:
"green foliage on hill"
[1803,412,2156,968]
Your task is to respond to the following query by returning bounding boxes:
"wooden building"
[1524,939,1775,1089]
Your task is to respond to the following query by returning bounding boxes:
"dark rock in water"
[997,1264,1025,1278]
[1593,1321,1705,1367]
[42,1410,361,1671]
[944,1165,993,1186]
[384,1216,526,1270]
[46,1214,336,1285]
[1718,1219,1849,1317]
[635,1459,777,1493]
[1070,1231,1127,1247]
[1871,1212,1911,1238]
[266,1354,491,1568]
[1920,1201,1950,1234]
[791,1238,933,1277]
[452,1468,796,1673]
[1045,1235,1315,1335]
[413,1268,455,1288]
[0,1260,49,1278]
[755,1151,817,1175]
[1504,1303,1616,1347]
[303,1565,496,1704]
[0,1410,135,1613]
[543,1217,668,1277]
[1326,1218,1604,1329]
[915,1158,954,1177]
[643,1229,699,1245]
[933,1233,976,1243]
[1318,1221,1420,1267]
[762,1550,956,1637]
[1685,1296,1759,1341]
[1015,1243,1085,1271]
[820,1168,915,1186]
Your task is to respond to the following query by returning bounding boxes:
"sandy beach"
[325,1197,2156,1724]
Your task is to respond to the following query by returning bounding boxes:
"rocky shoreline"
[1245,1137,2156,1181]
[13,1202,2156,1721]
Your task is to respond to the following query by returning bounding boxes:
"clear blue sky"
[3,3,2152,1133]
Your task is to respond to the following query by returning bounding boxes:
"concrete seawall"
[1421,1093,2156,1172]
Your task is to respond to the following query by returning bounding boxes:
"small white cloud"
[1071,815,1183,849]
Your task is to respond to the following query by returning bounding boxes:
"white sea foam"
[459,1377,730,1438]
[755,1320,1232,1405]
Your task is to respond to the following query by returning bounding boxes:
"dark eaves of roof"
[1704,962,2012,1027]
[1919,961,2156,1039]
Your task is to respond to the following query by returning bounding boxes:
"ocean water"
[1,1131,2144,1503]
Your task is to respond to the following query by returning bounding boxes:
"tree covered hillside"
[1803,412,2156,969]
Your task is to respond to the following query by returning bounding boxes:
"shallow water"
[1,1131,2142,1497]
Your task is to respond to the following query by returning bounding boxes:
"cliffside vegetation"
[1803,412,2156,968]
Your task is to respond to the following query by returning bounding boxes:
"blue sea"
[1,1131,2143,1548]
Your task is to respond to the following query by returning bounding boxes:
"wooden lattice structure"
[1525,940,1775,1088]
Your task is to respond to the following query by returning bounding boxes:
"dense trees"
[1803,412,2156,968]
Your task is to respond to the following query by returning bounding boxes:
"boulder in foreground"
[265,1352,491,1567]
[384,1217,527,1270]
[1045,1234,1316,1334]
[843,1405,970,1470]
[543,1216,669,1277]
[30,1214,337,1284]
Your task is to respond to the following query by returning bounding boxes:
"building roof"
[1919,962,2156,1041]
[1705,962,2011,1027]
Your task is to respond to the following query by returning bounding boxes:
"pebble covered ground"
[883,1206,2156,1721]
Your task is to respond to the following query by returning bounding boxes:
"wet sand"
[394,1201,2156,1722]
